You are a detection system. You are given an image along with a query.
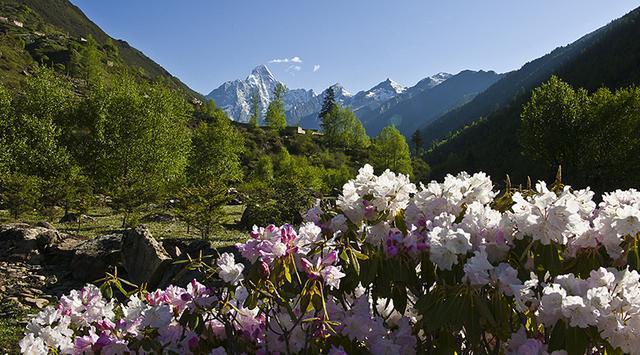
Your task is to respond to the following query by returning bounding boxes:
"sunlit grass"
[0,204,248,246]
[0,301,35,354]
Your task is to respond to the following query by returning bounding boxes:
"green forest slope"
[424,6,640,191]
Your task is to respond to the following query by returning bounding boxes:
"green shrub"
[0,173,41,219]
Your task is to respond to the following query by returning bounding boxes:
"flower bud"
[259,261,270,278]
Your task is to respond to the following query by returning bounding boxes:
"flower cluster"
[21,164,640,354]
[538,267,640,353]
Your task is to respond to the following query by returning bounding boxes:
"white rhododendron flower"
[141,304,173,328]
[463,247,493,286]
[510,182,590,245]
[19,333,48,355]
[217,252,245,285]
[428,226,472,270]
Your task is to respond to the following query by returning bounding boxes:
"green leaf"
[535,242,562,277]
[565,326,589,355]
[245,291,258,309]
[394,210,408,234]
[349,249,361,276]
[351,249,369,260]
[392,285,408,315]
[100,284,113,299]
[627,238,640,271]
[339,249,349,262]
[548,320,566,351]
[311,288,324,312]
[283,259,292,283]
[464,295,481,347]
[299,288,311,314]
[360,256,378,285]
[474,293,496,327]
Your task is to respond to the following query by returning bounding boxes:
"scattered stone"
[23,297,48,309]
[70,234,122,282]
[0,222,241,308]
[0,223,65,260]
[35,221,55,229]
[121,226,171,287]
[81,214,97,222]
[59,213,80,224]
[229,197,243,206]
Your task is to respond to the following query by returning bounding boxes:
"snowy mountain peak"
[249,64,275,80]
[374,78,406,94]
[413,72,453,91]
[354,78,406,106]
[329,83,353,97]
[205,65,458,128]
[431,72,453,84]
[207,65,315,124]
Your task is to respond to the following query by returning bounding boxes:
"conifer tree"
[80,35,105,82]
[319,86,337,121]
[249,91,260,127]
[203,99,217,117]
[411,129,423,155]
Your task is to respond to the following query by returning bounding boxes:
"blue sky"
[71,0,639,95]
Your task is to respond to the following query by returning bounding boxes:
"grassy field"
[0,204,248,247]
[0,301,35,353]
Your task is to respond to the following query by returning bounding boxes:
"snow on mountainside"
[410,72,453,93]
[206,65,452,127]
[349,78,406,112]
[206,65,316,123]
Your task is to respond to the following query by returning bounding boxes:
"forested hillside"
[0,0,200,97]
[419,7,640,146]
[424,6,640,192]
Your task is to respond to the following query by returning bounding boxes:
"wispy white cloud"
[269,56,302,64]
[285,65,302,75]
[313,64,321,72]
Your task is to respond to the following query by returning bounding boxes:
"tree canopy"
[370,125,413,177]
[265,83,287,129]
[321,106,370,150]
[520,76,640,190]
[249,91,260,127]
[188,109,245,185]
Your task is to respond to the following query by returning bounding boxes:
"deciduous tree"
[265,83,287,129]
[187,110,244,185]
[370,125,413,176]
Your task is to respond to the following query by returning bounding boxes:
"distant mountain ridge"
[358,70,502,136]
[206,67,461,130]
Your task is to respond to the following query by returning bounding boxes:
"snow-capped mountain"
[349,79,406,112]
[408,72,453,95]
[206,65,316,123]
[358,70,503,136]
[205,65,453,127]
